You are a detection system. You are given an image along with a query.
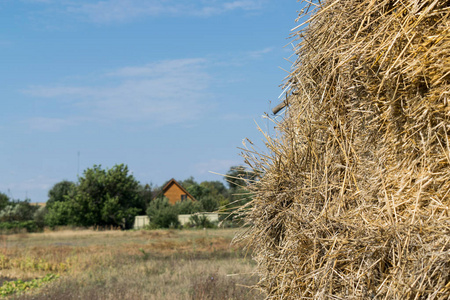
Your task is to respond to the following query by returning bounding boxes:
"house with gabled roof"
[160,178,196,205]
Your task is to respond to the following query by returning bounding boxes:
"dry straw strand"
[240,0,450,299]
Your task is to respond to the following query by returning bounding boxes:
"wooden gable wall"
[163,180,195,205]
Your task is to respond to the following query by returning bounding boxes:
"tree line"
[0,164,255,231]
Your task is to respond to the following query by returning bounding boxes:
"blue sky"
[1,0,303,202]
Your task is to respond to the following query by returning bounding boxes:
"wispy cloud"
[22,0,54,3]
[67,0,172,23]
[24,58,213,130]
[192,0,265,17]
[106,58,206,77]
[246,47,274,59]
[25,0,267,24]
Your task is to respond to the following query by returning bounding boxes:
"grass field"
[0,228,262,299]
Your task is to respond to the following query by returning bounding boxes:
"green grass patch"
[0,274,59,297]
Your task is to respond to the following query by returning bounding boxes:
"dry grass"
[240,0,450,299]
[0,229,263,299]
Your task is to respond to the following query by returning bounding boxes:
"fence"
[133,213,219,229]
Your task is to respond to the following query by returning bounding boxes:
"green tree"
[66,164,143,229]
[146,197,179,228]
[222,166,257,225]
[225,165,254,191]
[15,200,39,221]
[199,195,219,212]
[45,180,76,227]
[180,178,224,212]
[200,181,228,198]
[0,199,38,222]
[138,183,153,208]
[174,199,203,214]
[46,181,76,208]
[0,205,15,222]
[0,192,10,211]
[199,181,228,212]
[181,177,210,200]
[44,201,75,228]
[33,206,47,229]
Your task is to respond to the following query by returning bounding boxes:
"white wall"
[133,215,150,229]
[178,213,219,226]
[133,213,219,229]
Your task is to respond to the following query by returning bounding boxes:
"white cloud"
[27,0,266,23]
[193,1,265,17]
[106,58,207,77]
[24,58,213,129]
[246,47,274,59]
[20,0,54,3]
[223,1,264,11]
[67,0,172,23]
[22,0,54,3]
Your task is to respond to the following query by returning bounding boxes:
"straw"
[239,0,450,298]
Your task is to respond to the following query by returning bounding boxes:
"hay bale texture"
[242,0,450,298]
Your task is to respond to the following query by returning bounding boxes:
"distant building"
[160,178,196,205]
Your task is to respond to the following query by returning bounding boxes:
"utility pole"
[77,151,80,177]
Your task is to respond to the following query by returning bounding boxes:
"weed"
[0,274,58,297]
[138,248,149,260]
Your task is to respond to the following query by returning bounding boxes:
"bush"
[199,196,219,212]
[0,201,39,223]
[0,221,40,233]
[33,206,47,229]
[188,215,215,229]
[44,201,74,228]
[147,198,180,229]
[174,199,203,214]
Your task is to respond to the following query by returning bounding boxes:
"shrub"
[188,215,215,229]
[33,206,47,229]
[0,221,40,233]
[44,201,74,228]
[146,198,180,229]
[199,196,219,212]
[174,199,203,214]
